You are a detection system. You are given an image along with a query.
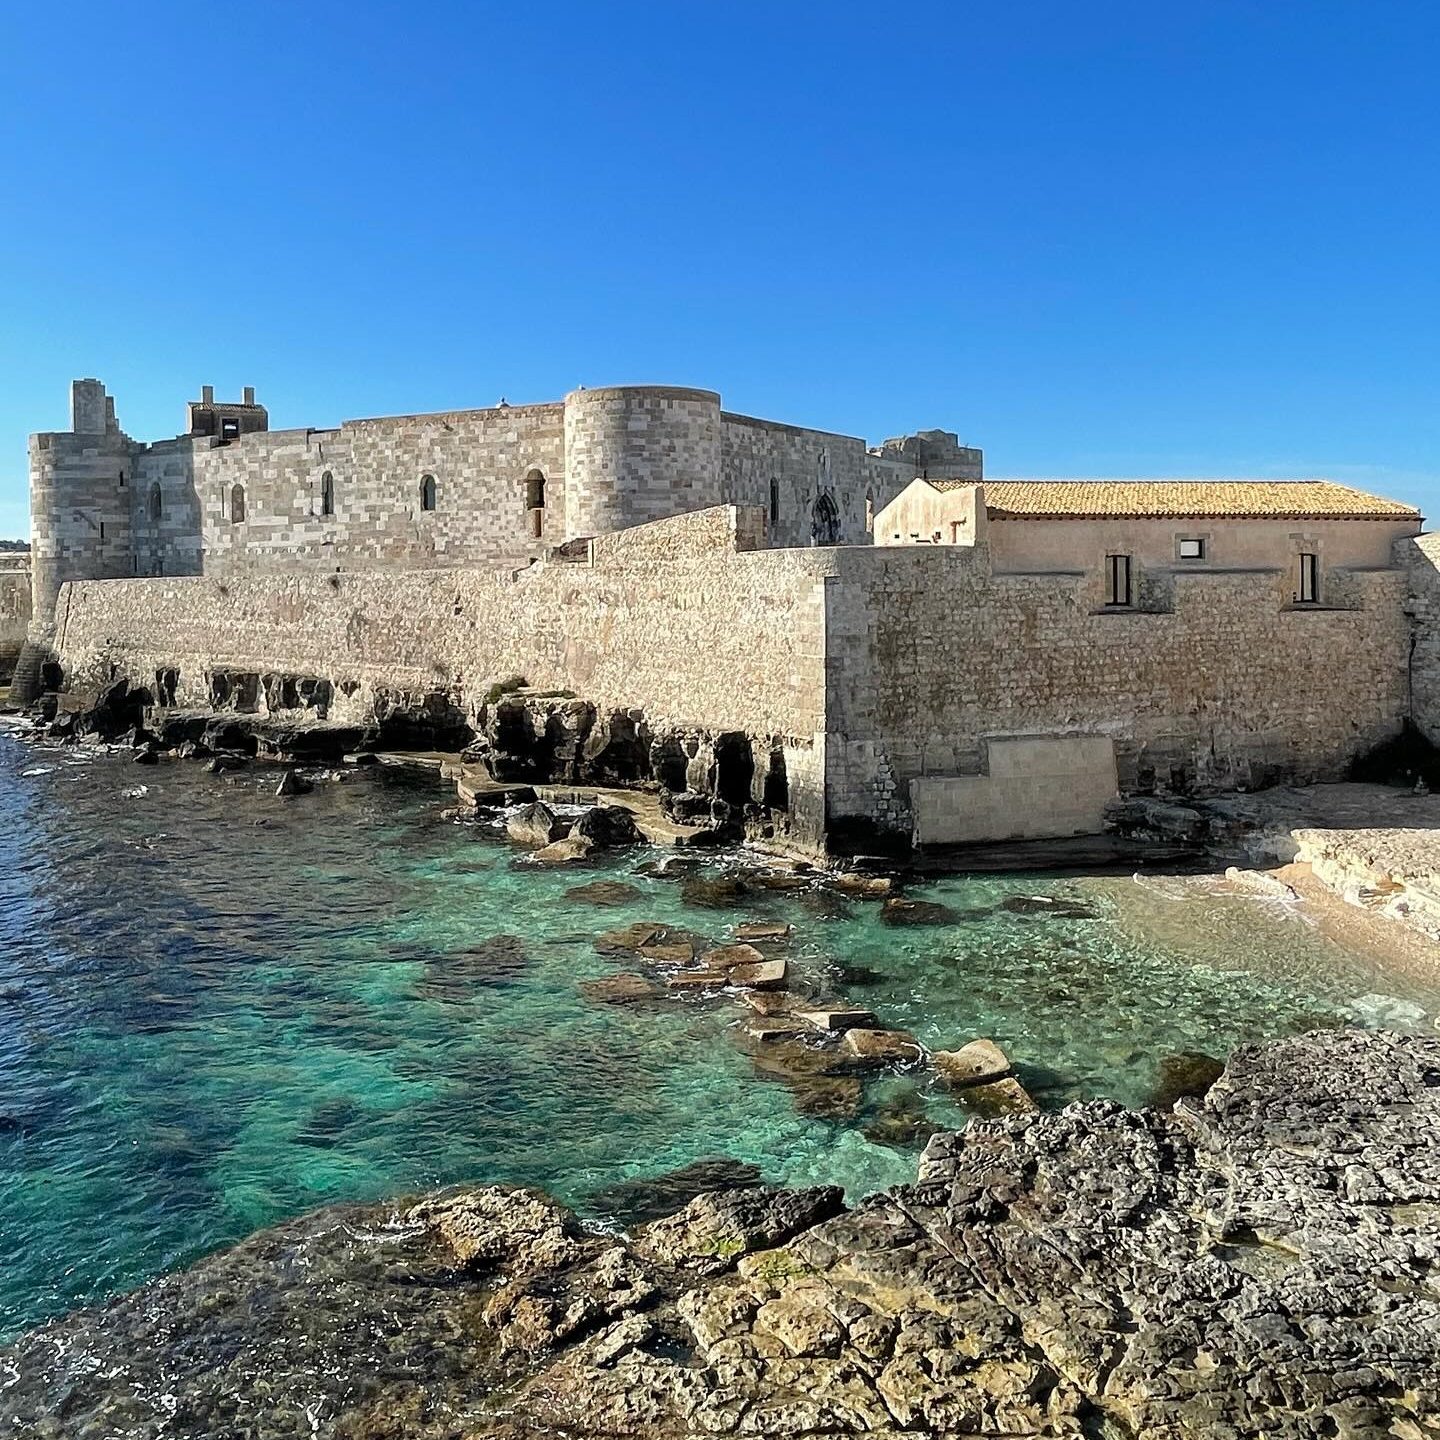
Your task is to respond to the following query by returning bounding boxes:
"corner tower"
[12,380,137,702]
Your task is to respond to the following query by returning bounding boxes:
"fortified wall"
[0,556,31,683]
[50,505,1412,852]
[1403,533,1440,746]
[824,546,1408,846]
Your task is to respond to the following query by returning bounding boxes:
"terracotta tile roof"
[932,479,1422,521]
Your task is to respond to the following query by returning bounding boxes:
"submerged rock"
[565,880,644,907]
[579,973,662,1005]
[838,1026,924,1068]
[732,921,793,943]
[880,896,958,926]
[680,874,751,908]
[588,1157,765,1227]
[1149,1049,1226,1109]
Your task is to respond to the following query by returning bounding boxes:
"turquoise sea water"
[1,727,1437,1340]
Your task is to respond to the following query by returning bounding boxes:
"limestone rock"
[507,801,569,847]
[274,767,312,797]
[727,959,787,991]
[733,922,793,942]
[934,1037,1012,1088]
[699,942,766,971]
[634,1185,846,1275]
[579,973,660,1005]
[795,1007,877,1033]
[880,896,958,926]
[1149,1050,1225,1109]
[959,1074,1038,1114]
[594,922,700,965]
[829,871,894,898]
[527,834,595,866]
[839,1027,924,1069]
[666,969,729,991]
[565,880,643,907]
[406,1185,586,1274]
[589,1158,764,1226]
[574,804,644,848]
[10,1030,1440,1439]
[1224,865,1300,900]
[681,874,751,908]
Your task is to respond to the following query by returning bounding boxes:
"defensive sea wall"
[49,506,1413,850]
[1404,534,1440,748]
[53,506,835,840]
[0,558,31,682]
[824,544,1409,846]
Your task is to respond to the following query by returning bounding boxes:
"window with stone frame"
[1105,554,1132,606]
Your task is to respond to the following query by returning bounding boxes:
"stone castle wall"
[822,545,1409,843]
[1404,533,1440,746]
[49,504,1414,850]
[0,561,31,681]
[184,402,568,577]
[52,507,834,839]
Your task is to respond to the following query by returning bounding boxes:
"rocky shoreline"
[3,1027,1437,1438]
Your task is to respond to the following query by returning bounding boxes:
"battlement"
[872,428,983,480]
[186,385,268,443]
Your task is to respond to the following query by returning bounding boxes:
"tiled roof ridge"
[921,477,1420,520]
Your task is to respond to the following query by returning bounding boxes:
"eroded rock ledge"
[5,1028,1439,1438]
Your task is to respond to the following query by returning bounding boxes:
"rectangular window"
[221,417,239,441]
[99,521,105,542]
[1105,554,1132,606]
[1298,552,1319,604]
[1178,537,1205,559]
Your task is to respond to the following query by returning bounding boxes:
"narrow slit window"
[321,471,334,517]
[231,484,246,524]
[1105,554,1132,606]
[1298,552,1319,604]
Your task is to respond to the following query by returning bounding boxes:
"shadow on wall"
[134,444,203,578]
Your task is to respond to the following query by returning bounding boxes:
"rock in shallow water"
[5,1029,1440,1439]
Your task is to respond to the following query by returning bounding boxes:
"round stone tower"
[561,386,723,539]
[12,380,135,702]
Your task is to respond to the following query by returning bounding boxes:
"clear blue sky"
[0,1,1436,539]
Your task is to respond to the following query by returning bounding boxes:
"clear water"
[1,728,1437,1341]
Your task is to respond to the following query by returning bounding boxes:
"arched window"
[524,468,545,538]
[230,483,246,524]
[148,482,162,522]
[811,491,840,546]
[420,474,437,512]
[864,489,875,534]
[321,471,334,517]
[769,477,780,531]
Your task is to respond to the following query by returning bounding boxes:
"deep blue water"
[1,725,1435,1340]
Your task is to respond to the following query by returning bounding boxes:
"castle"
[13,377,1440,854]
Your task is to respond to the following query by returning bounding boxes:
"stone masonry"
[51,504,1416,852]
